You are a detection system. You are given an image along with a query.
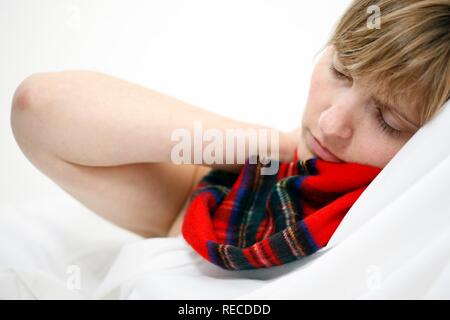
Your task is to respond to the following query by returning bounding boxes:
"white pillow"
[241,99,450,299]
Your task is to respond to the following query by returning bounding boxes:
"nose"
[318,102,354,140]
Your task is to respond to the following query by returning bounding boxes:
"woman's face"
[296,45,420,168]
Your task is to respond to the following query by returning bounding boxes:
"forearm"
[12,70,296,169]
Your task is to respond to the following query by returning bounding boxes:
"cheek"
[357,136,405,168]
[380,142,406,167]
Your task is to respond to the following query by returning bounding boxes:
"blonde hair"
[328,0,450,126]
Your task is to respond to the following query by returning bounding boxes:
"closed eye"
[375,107,402,137]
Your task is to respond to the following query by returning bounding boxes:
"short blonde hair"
[328,0,450,126]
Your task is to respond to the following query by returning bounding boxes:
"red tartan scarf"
[182,149,381,270]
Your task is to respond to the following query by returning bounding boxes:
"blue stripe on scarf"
[226,160,254,246]
[298,220,319,253]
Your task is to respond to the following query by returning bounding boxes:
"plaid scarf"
[182,150,381,270]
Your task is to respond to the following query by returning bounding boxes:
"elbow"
[12,73,41,112]
[11,72,57,115]
[10,70,92,152]
[10,72,54,147]
[12,70,96,112]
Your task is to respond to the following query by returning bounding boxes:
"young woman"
[11,0,449,241]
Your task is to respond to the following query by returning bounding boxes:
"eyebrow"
[371,95,420,130]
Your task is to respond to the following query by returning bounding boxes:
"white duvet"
[1,101,450,300]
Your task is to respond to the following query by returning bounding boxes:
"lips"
[308,131,343,163]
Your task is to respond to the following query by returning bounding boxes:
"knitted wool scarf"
[182,149,381,270]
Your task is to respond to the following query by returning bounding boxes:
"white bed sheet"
[1,101,450,300]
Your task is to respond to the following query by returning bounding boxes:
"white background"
[2,1,450,300]
[0,0,352,207]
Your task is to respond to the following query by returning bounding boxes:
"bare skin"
[10,47,422,239]
[10,71,297,238]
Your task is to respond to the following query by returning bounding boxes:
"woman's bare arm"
[12,70,297,173]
